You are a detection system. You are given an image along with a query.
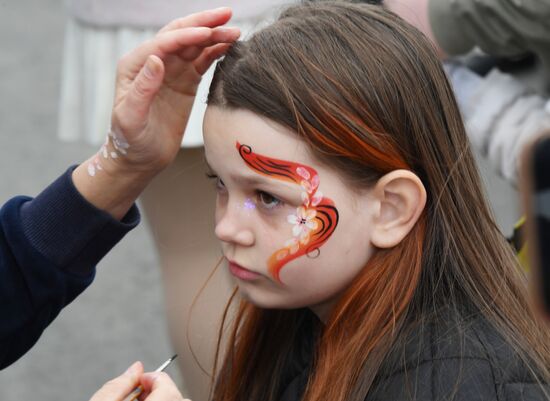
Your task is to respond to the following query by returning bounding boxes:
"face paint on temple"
[236,142,339,282]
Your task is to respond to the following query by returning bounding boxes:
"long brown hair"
[206,2,550,400]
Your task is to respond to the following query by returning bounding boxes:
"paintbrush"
[126,354,178,401]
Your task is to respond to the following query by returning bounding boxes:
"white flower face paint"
[87,129,130,177]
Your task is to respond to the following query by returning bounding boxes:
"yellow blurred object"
[509,216,529,272]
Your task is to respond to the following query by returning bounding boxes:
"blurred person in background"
[384,0,550,272]
[384,0,550,185]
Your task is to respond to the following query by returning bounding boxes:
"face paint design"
[237,142,339,282]
[88,129,130,177]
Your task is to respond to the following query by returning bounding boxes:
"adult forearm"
[72,156,156,221]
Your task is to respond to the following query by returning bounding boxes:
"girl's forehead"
[203,107,315,167]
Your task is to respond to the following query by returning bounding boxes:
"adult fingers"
[155,27,236,57]
[117,27,212,79]
[89,361,143,401]
[138,28,212,63]
[119,25,239,79]
[158,7,232,34]
[140,372,189,401]
[194,43,233,75]
[177,26,240,61]
[118,54,165,126]
[211,25,241,43]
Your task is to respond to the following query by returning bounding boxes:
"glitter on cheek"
[233,198,257,217]
[243,198,257,210]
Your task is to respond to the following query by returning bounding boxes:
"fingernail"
[143,56,156,79]
[124,361,140,377]
[215,27,237,33]
[214,6,231,12]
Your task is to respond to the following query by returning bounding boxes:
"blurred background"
[0,0,520,400]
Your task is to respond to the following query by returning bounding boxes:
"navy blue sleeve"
[0,167,140,369]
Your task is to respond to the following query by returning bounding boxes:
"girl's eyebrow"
[238,174,292,188]
[205,158,299,190]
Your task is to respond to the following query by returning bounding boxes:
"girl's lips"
[228,261,261,281]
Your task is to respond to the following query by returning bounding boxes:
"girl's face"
[203,107,376,319]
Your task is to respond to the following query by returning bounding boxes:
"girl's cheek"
[257,205,294,232]
[259,220,287,250]
[278,257,316,287]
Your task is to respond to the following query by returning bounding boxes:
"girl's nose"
[214,201,255,247]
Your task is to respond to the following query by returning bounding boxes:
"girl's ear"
[370,169,427,248]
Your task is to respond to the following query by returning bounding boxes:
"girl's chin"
[236,286,324,311]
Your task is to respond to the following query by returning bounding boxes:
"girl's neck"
[309,297,338,323]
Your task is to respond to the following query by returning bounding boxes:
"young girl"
[200,2,550,401]
[89,2,549,401]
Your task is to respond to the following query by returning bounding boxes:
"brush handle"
[126,384,144,401]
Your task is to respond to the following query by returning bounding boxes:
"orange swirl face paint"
[237,142,339,282]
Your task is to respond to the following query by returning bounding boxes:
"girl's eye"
[257,191,283,210]
[206,173,282,210]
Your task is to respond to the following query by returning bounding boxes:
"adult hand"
[89,361,190,401]
[110,7,241,173]
[72,7,240,219]
[137,371,190,401]
[89,361,143,401]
